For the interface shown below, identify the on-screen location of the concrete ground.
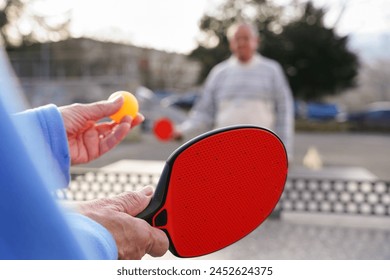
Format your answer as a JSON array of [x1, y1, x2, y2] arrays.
[[143, 214, 390, 260]]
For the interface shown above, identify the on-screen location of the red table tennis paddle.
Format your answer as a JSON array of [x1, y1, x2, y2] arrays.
[[153, 118, 174, 141], [137, 125, 288, 258]]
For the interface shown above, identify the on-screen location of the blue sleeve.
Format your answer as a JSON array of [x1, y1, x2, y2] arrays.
[[0, 99, 86, 259], [66, 214, 118, 260], [0, 43, 118, 260], [0, 99, 118, 260], [13, 104, 71, 188], [1, 45, 118, 259]]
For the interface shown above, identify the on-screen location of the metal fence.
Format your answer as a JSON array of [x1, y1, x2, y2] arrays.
[[57, 169, 390, 217]]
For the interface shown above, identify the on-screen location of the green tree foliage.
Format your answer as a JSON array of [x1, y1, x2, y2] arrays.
[[262, 2, 359, 100], [189, 0, 359, 101], [0, 0, 70, 48]]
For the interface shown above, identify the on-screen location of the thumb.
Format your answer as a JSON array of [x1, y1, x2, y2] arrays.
[[118, 186, 154, 216], [80, 96, 124, 121]]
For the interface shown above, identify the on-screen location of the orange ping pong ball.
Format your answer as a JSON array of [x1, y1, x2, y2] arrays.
[[108, 91, 139, 122]]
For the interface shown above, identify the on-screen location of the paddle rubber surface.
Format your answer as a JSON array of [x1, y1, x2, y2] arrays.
[[138, 126, 288, 257]]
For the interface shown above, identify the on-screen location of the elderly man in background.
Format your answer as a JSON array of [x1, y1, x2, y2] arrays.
[[175, 22, 294, 160]]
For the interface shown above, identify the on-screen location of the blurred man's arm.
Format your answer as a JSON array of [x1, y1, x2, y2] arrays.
[[273, 63, 295, 161]]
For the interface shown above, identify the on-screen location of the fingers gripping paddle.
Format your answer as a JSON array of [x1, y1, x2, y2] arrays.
[[137, 125, 288, 258]]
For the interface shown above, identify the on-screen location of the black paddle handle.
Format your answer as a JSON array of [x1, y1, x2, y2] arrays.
[[136, 163, 171, 224]]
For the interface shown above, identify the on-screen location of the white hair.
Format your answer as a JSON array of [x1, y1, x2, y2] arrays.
[[226, 22, 259, 41]]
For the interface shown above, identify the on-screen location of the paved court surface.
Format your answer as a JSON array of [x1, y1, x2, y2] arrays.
[[142, 214, 390, 260]]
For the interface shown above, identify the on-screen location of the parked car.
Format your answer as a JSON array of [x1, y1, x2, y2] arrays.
[[161, 91, 200, 111], [134, 86, 187, 132], [306, 102, 342, 121], [294, 100, 344, 121], [348, 102, 390, 131]]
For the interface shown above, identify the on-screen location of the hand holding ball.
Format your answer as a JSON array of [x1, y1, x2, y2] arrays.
[[108, 91, 139, 122]]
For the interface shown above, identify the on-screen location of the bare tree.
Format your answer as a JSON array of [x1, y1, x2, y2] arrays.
[[0, 0, 70, 47]]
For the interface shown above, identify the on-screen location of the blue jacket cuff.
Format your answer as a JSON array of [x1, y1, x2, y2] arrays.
[[14, 104, 71, 188], [66, 213, 118, 260]]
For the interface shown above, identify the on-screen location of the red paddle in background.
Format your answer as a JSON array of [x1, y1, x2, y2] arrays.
[[153, 117, 174, 141], [137, 125, 288, 258]]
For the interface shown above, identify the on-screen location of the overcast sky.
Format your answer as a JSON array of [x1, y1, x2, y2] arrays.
[[32, 0, 390, 54]]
